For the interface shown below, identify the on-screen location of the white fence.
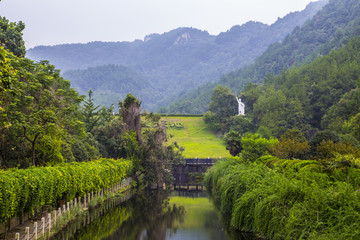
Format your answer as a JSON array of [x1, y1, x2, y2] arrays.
[[12, 178, 132, 240]]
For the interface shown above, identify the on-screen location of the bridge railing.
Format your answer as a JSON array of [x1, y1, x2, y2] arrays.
[[185, 158, 217, 165]]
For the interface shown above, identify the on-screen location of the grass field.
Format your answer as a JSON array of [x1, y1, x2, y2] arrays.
[[162, 116, 231, 158]]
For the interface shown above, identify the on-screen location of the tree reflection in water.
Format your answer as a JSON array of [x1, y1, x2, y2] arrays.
[[52, 190, 258, 240]]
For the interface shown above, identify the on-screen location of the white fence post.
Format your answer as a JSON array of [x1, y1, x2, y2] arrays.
[[42, 217, 45, 235], [34, 222, 38, 240], [25, 227, 29, 240], [54, 210, 57, 225], [48, 213, 51, 232]]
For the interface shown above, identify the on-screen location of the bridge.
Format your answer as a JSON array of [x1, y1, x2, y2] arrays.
[[172, 158, 218, 191]]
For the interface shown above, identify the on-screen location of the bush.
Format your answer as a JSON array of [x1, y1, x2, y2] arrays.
[[241, 134, 278, 162], [0, 158, 132, 224]]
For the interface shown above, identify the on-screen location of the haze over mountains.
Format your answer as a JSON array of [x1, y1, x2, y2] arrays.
[[167, 0, 360, 113], [26, 0, 327, 110]]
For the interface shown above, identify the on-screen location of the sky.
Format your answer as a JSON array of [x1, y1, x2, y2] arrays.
[[0, 0, 316, 49]]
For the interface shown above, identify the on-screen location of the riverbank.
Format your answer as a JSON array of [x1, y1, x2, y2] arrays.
[[204, 157, 360, 240], [1, 178, 133, 240]]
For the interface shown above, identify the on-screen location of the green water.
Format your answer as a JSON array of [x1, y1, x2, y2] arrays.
[[53, 191, 257, 240]]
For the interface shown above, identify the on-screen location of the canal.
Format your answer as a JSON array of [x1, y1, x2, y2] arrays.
[[52, 190, 258, 240]]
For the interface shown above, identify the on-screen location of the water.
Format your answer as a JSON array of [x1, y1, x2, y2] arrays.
[[52, 190, 258, 240]]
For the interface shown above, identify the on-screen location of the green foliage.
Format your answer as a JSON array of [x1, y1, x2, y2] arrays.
[[82, 89, 101, 132], [0, 158, 132, 224], [348, 113, 360, 141], [270, 139, 310, 160], [166, 121, 184, 129], [0, 17, 26, 57], [224, 131, 242, 156], [240, 134, 278, 162], [208, 85, 237, 118], [203, 85, 237, 133], [0, 49, 90, 167], [310, 130, 341, 151], [205, 157, 360, 239]]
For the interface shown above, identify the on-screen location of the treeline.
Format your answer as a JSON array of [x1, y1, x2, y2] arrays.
[[167, 0, 360, 114], [27, 1, 325, 111], [239, 35, 360, 139], [204, 36, 360, 159], [0, 17, 182, 176], [202, 31, 360, 240]]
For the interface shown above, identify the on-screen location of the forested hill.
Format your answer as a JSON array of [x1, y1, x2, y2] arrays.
[[26, 1, 326, 110], [167, 0, 360, 114], [62, 65, 157, 107]]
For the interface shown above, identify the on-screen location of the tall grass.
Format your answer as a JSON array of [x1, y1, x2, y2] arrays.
[[204, 158, 360, 239]]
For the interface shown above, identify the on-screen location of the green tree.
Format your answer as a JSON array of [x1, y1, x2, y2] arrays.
[[241, 134, 278, 162], [0, 17, 26, 57], [208, 85, 237, 118], [224, 130, 243, 156], [83, 89, 101, 132]]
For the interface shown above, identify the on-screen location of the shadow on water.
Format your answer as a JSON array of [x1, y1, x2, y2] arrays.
[[52, 190, 260, 240]]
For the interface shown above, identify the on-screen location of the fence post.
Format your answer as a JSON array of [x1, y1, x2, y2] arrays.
[[42, 217, 45, 235], [34, 222, 38, 240], [54, 210, 57, 226], [67, 202, 70, 211], [75, 198, 78, 207], [63, 204, 66, 213], [48, 213, 51, 232], [88, 193, 91, 203], [25, 227, 29, 240], [15, 233, 19, 240]]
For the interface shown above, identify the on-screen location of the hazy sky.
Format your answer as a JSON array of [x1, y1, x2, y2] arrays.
[[1, 0, 315, 49]]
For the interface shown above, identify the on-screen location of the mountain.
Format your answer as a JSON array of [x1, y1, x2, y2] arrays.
[[62, 65, 155, 106], [167, 0, 360, 114], [26, 1, 327, 110]]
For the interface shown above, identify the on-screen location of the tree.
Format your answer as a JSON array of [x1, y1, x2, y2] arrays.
[[208, 85, 237, 118], [119, 93, 142, 144], [241, 134, 278, 162], [224, 131, 243, 156], [1, 55, 87, 166], [0, 17, 26, 57], [204, 85, 237, 133], [83, 89, 101, 132]]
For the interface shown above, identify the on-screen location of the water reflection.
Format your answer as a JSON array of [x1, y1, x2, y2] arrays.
[[52, 190, 258, 240]]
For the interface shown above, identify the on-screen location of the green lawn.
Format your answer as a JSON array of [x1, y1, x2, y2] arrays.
[[162, 116, 231, 158]]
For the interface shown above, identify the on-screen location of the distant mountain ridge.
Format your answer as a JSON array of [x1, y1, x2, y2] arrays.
[[26, 0, 327, 110], [166, 0, 360, 114]]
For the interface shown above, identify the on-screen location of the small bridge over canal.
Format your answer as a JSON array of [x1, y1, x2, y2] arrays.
[[173, 158, 218, 191]]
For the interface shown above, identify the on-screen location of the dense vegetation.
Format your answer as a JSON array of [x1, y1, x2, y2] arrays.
[[26, 1, 325, 110], [0, 158, 132, 224], [168, 0, 360, 114], [203, 36, 360, 155], [62, 65, 158, 107], [200, 3, 360, 237], [204, 156, 360, 239], [0, 16, 183, 231]]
